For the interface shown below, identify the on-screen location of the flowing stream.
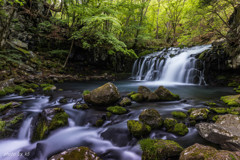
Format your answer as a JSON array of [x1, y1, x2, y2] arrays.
[[0, 45, 236, 160]]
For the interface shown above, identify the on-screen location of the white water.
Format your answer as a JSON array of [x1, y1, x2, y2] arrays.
[[132, 45, 211, 85]]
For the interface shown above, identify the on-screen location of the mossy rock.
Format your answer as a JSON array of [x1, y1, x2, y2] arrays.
[[20, 88, 35, 95], [127, 120, 151, 138], [41, 84, 56, 91], [82, 90, 90, 96], [59, 98, 67, 104], [0, 102, 13, 112], [220, 95, 240, 107], [189, 108, 209, 120], [119, 97, 131, 106], [31, 114, 49, 142], [171, 111, 187, 119], [107, 106, 127, 115], [164, 118, 177, 130], [106, 112, 112, 118], [130, 93, 144, 102], [21, 83, 39, 89], [169, 123, 189, 136], [206, 102, 217, 106], [227, 107, 240, 115], [73, 103, 89, 110], [127, 91, 136, 97], [139, 109, 163, 129], [95, 119, 104, 127], [154, 86, 180, 101], [187, 108, 197, 114], [49, 111, 69, 131], [228, 81, 239, 87], [139, 138, 183, 160], [212, 115, 219, 122], [0, 120, 6, 132], [49, 146, 100, 160], [210, 107, 228, 114]]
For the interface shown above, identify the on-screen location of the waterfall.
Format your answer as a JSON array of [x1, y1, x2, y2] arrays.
[[18, 117, 33, 140], [131, 45, 211, 85]]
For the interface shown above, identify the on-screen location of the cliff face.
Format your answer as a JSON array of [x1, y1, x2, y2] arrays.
[[227, 4, 240, 69]]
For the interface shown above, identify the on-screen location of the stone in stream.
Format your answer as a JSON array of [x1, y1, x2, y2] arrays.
[[119, 97, 131, 106], [189, 108, 209, 120], [139, 138, 183, 160], [154, 86, 180, 101], [179, 143, 239, 160], [196, 114, 240, 151], [31, 108, 68, 142], [138, 86, 159, 102], [49, 146, 100, 160], [83, 82, 120, 106], [127, 120, 151, 138], [139, 109, 163, 129], [220, 95, 240, 107]]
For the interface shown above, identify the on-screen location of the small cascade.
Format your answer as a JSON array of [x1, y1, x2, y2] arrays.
[[18, 117, 33, 140], [132, 45, 211, 85]]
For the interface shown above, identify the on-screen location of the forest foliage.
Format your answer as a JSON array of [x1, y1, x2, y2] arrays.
[[0, 0, 238, 58]]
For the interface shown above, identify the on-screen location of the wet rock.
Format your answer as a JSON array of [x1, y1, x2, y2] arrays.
[[189, 108, 209, 120], [31, 108, 68, 142], [59, 98, 67, 104], [154, 86, 180, 101], [106, 106, 127, 115], [138, 86, 152, 99], [73, 103, 89, 110], [119, 97, 131, 106], [40, 84, 56, 91], [169, 123, 189, 136], [139, 138, 183, 160], [196, 114, 240, 151], [127, 91, 136, 97], [0, 78, 14, 90], [220, 95, 240, 107], [210, 107, 228, 114], [179, 143, 239, 160], [127, 120, 151, 138], [171, 111, 187, 119], [164, 118, 177, 130], [139, 109, 163, 129], [49, 146, 100, 160], [95, 118, 104, 127], [130, 93, 144, 102], [84, 82, 120, 106]]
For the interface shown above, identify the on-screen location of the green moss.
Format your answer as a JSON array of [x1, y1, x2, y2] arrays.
[[189, 108, 209, 120], [7, 113, 24, 126], [21, 83, 39, 89], [49, 111, 68, 131], [187, 108, 197, 114], [107, 106, 127, 114], [212, 115, 219, 122], [0, 120, 6, 132], [206, 102, 217, 106], [59, 98, 67, 104], [58, 89, 63, 91], [73, 104, 89, 110], [43, 85, 56, 91], [171, 111, 187, 119], [0, 90, 6, 96], [171, 93, 180, 100], [106, 112, 112, 118], [127, 91, 136, 97], [127, 120, 151, 138], [61, 147, 98, 160], [20, 88, 35, 95], [130, 93, 144, 102], [0, 102, 13, 112], [32, 117, 48, 142], [82, 90, 90, 96], [95, 119, 104, 127], [210, 107, 228, 114], [228, 81, 239, 87], [227, 107, 240, 115], [164, 118, 177, 130], [221, 95, 240, 107], [170, 123, 189, 136]]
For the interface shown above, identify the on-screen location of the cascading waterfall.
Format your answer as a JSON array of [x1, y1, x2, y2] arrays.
[[132, 45, 211, 85]]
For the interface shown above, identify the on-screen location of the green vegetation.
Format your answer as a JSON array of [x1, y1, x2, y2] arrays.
[[41, 84, 56, 91], [73, 103, 89, 110], [0, 102, 13, 112], [171, 111, 187, 119], [82, 90, 90, 96], [127, 120, 151, 138], [220, 95, 240, 107], [130, 93, 144, 102], [210, 107, 228, 114], [49, 111, 69, 131], [95, 119, 104, 127], [164, 118, 177, 130], [107, 106, 127, 115], [127, 91, 136, 97], [0, 120, 6, 132], [170, 123, 189, 136]]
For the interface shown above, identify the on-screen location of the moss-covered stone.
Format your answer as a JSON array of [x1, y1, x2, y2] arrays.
[[107, 106, 127, 115], [119, 97, 131, 106], [59, 98, 67, 104], [227, 107, 240, 115], [187, 108, 197, 114], [106, 112, 112, 118], [49, 111, 69, 131], [220, 95, 240, 107], [21, 83, 39, 89], [139, 109, 163, 129], [171, 111, 187, 119], [228, 81, 239, 87], [189, 108, 209, 120], [49, 146, 100, 160], [95, 119, 104, 127], [139, 138, 183, 160], [0, 102, 13, 112], [127, 91, 136, 97], [7, 113, 24, 126], [82, 90, 90, 96], [212, 115, 219, 122], [154, 86, 180, 101], [206, 102, 217, 106], [130, 93, 144, 102], [20, 88, 35, 95], [170, 123, 189, 136], [164, 118, 177, 130], [31, 114, 48, 142], [210, 107, 228, 114], [127, 120, 151, 138], [41, 84, 56, 91], [73, 103, 89, 110], [0, 120, 6, 132]]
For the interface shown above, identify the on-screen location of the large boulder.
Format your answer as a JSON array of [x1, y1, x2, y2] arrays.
[[49, 146, 100, 160], [154, 86, 180, 101], [179, 143, 239, 160], [139, 109, 163, 129], [196, 114, 240, 151], [138, 86, 152, 99], [84, 82, 120, 106], [127, 120, 151, 138], [139, 138, 183, 160]]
